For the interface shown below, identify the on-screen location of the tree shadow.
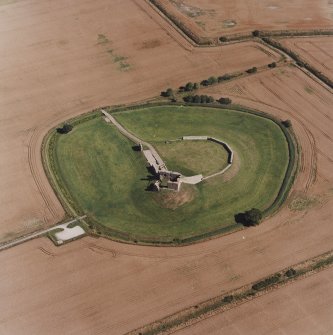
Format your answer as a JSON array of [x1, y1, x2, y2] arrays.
[[132, 145, 141, 152]]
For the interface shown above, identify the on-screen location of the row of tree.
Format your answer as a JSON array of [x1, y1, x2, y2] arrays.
[[183, 95, 215, 103], [183, 95, 233, 104]]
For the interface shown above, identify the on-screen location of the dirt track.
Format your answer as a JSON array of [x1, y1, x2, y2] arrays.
[[1, 0, 333, 334]]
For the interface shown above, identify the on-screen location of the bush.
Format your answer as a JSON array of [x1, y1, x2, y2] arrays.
[[223, 295, 234, 303], [282, 119, 292, 128], [268, 62, 277, 68], [252, 30, 260, 37], [252, 274, 281, 291], [219, 36, 228, 42], [201, 76, 218, 86], [57, 123, 73, 134], [218, 97, 232, 105], [218, 74, 232, 82], [193, 82, 199, 90], [285, 268, 297, 277], [246, 67, 257, 74]]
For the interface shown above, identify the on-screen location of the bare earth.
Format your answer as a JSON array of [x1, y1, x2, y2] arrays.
[[0, 0, 279, 243], [282, 36, 333, 80], [160, 0, 333, 37], [175, 267, 333, 335], [1, 0, 333, 335]]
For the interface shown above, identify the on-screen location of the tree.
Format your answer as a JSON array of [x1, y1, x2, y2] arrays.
[[207, 96, 215, 103], [246, 67, 257, 74], [207, 76, 218, 85], [183, 95, 193, 103], [201, 79, 209, 86], [200, 95, 207, 103], [218, 74, 231, 82], [218, 97, 232, 105], [219, 36, 228, 43], [235, 208, 262, 226], [268, 62, 277, 69], [193, 95, 201, 103], [185, 82, 194, 91], [166, 88, 174, 97], [244, 208, 262, 226], [193, 82, 199, 90], [57, 123, 73, 134]]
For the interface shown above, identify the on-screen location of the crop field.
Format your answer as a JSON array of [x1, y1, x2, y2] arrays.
[[50, 106, 289, 242], [1, 0, 333, 334], [175, 266, 333, 335], [282, 36, 333, 80], [153, 0, 333, 37]]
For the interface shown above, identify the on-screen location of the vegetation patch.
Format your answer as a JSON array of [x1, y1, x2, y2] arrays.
[[155, 140, 229, 176], [289, 193, 320, 211]]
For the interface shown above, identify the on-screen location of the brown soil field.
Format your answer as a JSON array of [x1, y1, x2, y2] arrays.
[[0, 0, 279, 243], [282, 36, 333, 80], [158, 0, 333, 37], [1, 1, 333, 334], [1, 63, 333, 334], [175, 267, 333, 335]]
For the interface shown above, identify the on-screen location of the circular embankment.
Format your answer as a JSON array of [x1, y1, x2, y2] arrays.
[[43, 104, 297, 245]]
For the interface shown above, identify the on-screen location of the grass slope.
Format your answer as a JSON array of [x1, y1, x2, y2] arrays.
[[52, 106, 289, 242]]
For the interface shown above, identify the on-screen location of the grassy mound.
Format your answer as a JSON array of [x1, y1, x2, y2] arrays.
[[49, 105, 290, 243]]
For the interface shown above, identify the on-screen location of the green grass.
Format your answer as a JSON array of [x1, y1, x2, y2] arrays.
[[50, 106, 290, 242], [155, 140, 229, 176]]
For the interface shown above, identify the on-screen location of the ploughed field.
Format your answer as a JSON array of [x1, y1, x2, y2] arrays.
[[51, 106, 289, 242], [282, 37, 333, 81]]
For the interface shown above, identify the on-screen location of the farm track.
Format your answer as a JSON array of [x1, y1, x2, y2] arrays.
[[257, 78, 318, 191], [27, 127, 59, 220]]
